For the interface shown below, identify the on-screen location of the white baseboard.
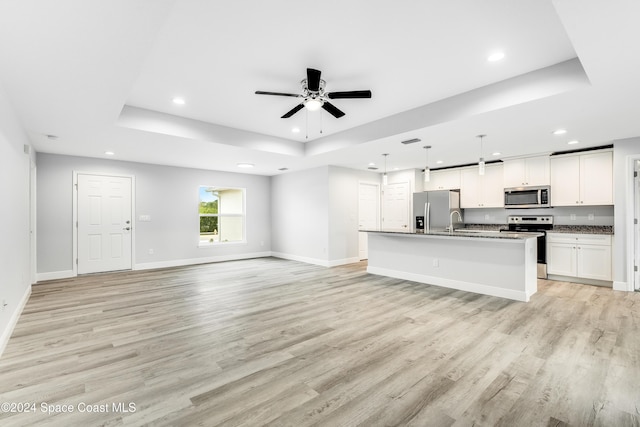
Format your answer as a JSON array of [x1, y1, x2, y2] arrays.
[[613, 280, 632, 291], [270, 252, 360, 268], [0, 284, 32, 358], [135, 251, 272, 271], [36, 269, 75, 282], [270, 252, 330, 267], [328, 257, 361, 267], [547, 274, 613, 288], [367, 266, 530, 302]]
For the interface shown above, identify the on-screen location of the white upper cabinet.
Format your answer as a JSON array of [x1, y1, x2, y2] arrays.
[[550, 150, 613, 206], [503, 156, 550, 187], [460, 163, 504, 208], [424, 168, 461, 191]]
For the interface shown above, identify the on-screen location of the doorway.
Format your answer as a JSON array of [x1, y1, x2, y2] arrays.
[[74, 173, 134, 275], [358, 181, 380, 260]]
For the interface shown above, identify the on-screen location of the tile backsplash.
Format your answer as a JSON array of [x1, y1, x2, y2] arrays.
[[462, 205, 614, 226]]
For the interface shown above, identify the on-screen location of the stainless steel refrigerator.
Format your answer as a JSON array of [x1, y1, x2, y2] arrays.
[[413, 190, 463, 233]]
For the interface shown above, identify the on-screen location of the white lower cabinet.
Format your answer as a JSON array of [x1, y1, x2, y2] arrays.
[[547, 233, 612, 281]]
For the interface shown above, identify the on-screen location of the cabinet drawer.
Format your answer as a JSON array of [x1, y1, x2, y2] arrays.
[[546, 233, 611, 246]]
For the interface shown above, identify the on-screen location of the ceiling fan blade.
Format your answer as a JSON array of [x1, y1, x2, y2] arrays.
[[327, 90, 372, 99], [307, 68, 321, 92], [255, 91, 302, 98], [281, 103, 304, 118], [321, 102, 345, 118]]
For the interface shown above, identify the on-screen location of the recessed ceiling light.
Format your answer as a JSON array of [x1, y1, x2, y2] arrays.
[[492, 152, 501, 156], [553, 129, 567, 135], [237, 163, 254, 168], [104, 151, 115, 156], [567, 140, 579, 145], [436, 160, 443, 164], [291, 127, 300, 133], [487, 52, 505, 62], [368, 162, 376, 167], [172, 97, 185, 105], [393, 167, 399, 171]]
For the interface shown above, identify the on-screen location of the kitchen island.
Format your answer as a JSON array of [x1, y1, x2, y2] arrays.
[[366, 230, 540, 302]]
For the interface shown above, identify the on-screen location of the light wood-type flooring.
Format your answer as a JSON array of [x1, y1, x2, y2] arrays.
[[1, 257, 639, 426]]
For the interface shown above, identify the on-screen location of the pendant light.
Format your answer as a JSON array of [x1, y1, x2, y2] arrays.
[[382, 153, 389, 185], [423, 145, 431, 182], [477, 134, 486, 176]]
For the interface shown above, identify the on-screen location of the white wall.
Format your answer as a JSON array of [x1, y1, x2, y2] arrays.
[[271, 166, 330, 264], [613, 137, 640, 290], [36, 153, 272, 277], [0, 81, 32, 354]]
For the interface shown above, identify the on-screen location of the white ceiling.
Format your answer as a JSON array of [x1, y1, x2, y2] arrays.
[[0, 0, 638, 176]]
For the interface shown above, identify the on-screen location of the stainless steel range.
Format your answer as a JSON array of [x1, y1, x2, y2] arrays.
[[504, 215, 554, 279]]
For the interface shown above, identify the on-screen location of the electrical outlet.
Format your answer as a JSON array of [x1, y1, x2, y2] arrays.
[[588, 214, 595, 221], [433, 259, 439, 267], [484, 214, 490, 221], [570, 214, 576, 221], [148, 249, 154, 255]]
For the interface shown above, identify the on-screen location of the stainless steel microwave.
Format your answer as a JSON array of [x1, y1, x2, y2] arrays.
[[504, 186, 550, 208]]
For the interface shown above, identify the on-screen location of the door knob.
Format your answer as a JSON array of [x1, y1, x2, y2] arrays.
[[123, 227, 131, 231]]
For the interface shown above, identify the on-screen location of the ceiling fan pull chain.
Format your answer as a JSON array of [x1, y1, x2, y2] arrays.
[[305, 108, 309, 140], [320, 109, 323, 134]]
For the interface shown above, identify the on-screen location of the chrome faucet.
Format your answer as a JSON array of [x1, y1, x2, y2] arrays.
[[449, 210, 463, 233]]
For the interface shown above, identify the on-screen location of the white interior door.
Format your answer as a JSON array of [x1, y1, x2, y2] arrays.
[[358, 182, 380, 260], [77, 174, 132, 274], [382, 182, 410, 232]]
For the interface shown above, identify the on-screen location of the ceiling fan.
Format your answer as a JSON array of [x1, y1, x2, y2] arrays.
[[255, 68, 372, 119]]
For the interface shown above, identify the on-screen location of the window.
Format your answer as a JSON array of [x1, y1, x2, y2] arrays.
[[199, 186, 245, 245]]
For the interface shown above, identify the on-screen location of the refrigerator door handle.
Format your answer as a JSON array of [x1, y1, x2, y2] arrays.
[[425, 202, 430, 233]]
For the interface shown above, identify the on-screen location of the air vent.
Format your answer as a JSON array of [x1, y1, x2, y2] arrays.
[[367, 167, 379, 170], [278, 167, 289, 171], [401, 138, 421, 145]]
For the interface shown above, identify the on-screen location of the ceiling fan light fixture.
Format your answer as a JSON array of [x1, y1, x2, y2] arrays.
[[304, 98, 323, 111]]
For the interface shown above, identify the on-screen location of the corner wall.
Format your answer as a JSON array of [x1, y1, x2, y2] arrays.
[[0, 81, 32, 356], [271, 165, 380, 266]]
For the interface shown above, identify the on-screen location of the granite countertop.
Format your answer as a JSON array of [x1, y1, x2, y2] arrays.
[[547, 225, 614, 235], [363, 229, 541, 240], [463, 223, 614, 235]]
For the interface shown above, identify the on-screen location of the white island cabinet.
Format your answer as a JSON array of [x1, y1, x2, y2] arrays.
[[550, 150, 613, 206], [366, 230, 538, 302]]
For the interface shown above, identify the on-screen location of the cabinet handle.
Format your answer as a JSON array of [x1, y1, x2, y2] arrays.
[[580, 201, 584, 204]]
